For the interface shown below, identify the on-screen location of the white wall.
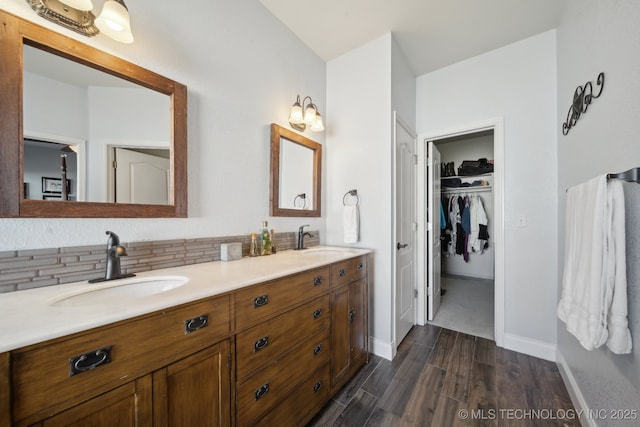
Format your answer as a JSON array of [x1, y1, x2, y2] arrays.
[[0, 0, 326, 249], [556, 0, 640, 422], [325, 34, 393, 357], [416, 31, 558, 357], [325, 33, 416, 360]]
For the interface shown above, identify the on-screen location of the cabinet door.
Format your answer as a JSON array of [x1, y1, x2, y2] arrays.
[[41, 376, 152, 427], [330, 284, 351, 388], [350, 277, 368, 367], [331, 278, 369, 391], [154, 340, 231, 427]]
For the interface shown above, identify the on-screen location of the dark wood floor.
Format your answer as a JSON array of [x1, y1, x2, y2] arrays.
[[308, 325, 580, 427]]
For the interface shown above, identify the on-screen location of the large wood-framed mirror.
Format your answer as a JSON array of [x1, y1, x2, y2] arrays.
[[0, 10, 187, 218], [270, 123, 321, 217]]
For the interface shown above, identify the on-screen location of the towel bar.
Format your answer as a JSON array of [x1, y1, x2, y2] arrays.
[[607, 167, 640, 183]]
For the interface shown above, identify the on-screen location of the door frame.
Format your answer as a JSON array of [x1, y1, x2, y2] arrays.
[[391, 111, 417, 357], [24, 130, 87, 201], [416, 117, 505, 347]]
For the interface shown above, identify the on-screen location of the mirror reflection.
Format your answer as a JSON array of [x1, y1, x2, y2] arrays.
[[22, 44, 171, 204], [279, 138, 314, 210]]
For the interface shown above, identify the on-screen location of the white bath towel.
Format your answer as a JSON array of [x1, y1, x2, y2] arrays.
[[343, 205, 360, 244], [558, 175, 632, 354]]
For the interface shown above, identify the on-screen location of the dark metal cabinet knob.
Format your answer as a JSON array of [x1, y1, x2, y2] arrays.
[[253, 295, 269, 308], [255, 383, 270, 400], [313, 344, 323, 356], [69, 346, 112, 377], [185, 314, 209, 334], [254, 336, 269, 352]]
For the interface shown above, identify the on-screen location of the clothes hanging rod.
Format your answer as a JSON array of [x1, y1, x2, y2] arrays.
[[442, 187, 492, 194], [607, 167, 640, 183]]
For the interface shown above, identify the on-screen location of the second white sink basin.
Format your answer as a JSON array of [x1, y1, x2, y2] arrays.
[[301, 248, 349, 256], [49, 276, 188, 307]]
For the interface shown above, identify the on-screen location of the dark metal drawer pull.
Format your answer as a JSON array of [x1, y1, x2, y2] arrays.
[[254, 336, 269, 352], [357, 262, 364, 270], [313, 276, 323, 286], [185, 314, 209, 334], [313, 344, 323, 356], [313, 308, 323, 319], [69, 346, 112, 377], [255, 383, 270, 401], [349, 309, 356, 323], [313, 380, 323, 393], [338, 268, 346, 277], [254, 295, 269, 308]]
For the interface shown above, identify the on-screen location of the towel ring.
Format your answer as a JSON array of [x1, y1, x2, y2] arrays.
[[343, 189, 359, 206], [294, 193, 307, 209]]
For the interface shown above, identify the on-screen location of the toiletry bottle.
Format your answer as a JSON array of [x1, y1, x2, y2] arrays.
[[250, 233, 258, 257], [261, 220, 272, 255], [270, 228, 276, 254]]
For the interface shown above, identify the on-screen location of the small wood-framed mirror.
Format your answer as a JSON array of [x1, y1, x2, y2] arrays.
[[270, 124, 321, 217]]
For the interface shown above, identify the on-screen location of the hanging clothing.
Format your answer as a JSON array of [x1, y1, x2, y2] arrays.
[[441, 193, 490, 261], [468, 195, 489, 254]]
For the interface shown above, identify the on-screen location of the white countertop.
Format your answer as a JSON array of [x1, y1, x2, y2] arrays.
[[0, 246, 371, 353]]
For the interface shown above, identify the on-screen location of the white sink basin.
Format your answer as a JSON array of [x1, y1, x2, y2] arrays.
[[301, 248, 348, 256], [49, 276, 188, 307]]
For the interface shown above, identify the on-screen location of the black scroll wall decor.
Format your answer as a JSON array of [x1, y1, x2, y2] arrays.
[[562, 72, 605, 135]]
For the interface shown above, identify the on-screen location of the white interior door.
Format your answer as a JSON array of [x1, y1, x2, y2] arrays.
[[394, 114, 417, 346], [114, 147, 170, 204], [427, 141, 442, 321]]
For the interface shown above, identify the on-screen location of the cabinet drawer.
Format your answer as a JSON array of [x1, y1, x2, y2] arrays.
[[236, 330, 329, 426], [11, 295, 230, 423], [255, 363, 331, 427], [331, 255, 367, 288], [236, 294, 330, 380], [235, 266, 330, 330]]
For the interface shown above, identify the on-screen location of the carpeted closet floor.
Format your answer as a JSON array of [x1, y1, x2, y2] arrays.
[[428, 275, 494, 340]]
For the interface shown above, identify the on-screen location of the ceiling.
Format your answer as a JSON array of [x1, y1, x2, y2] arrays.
[[259, 0, 564, 76]]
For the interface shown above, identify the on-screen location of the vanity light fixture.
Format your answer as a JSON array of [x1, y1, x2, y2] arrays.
[[27, 0, 134, 43], [288, 95, 324, 132]]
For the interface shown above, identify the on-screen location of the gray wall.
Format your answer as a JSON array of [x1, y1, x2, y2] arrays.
[[556, 1, 640, 423]]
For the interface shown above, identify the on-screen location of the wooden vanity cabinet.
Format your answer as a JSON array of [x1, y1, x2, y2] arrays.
[[1, 253, 370, 427]]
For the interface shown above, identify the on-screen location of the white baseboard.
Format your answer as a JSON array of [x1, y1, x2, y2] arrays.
[[503, 333, 556, 361], [369, 336, 394, 361], [556, 350, 597, 427]]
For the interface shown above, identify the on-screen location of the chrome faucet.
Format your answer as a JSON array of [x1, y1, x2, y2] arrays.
[[89, 231, 135, 283], [296, 225, 314, 250]]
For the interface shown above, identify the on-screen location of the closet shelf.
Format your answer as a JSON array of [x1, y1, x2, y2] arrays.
[[441, 172, 493, 180], [441, 172, 493, 194]]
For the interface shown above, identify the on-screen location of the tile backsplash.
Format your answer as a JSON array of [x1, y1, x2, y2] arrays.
[[0, 230, 319, 293]]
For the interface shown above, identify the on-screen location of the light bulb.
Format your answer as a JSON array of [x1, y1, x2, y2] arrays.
[[95, 0, 134, 44]]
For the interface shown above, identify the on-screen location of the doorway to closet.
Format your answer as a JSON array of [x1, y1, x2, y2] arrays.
[[417, 118, 504, 346]]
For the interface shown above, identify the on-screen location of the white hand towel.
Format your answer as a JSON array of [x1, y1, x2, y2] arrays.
[[343, 205, 359, 244], [557, 175, 632, 354]]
